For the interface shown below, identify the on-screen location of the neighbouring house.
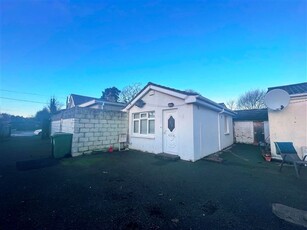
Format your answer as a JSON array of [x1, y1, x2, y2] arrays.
[[233, 108, 269, 144], [123, 82, 236, 162], [267, 82, 307, 159], [66, 94, 125, 111]]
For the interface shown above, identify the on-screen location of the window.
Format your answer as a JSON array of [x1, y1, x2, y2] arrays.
[[133, 120, 139, 133], [168, 116, 175, 132], [133, 111, 155, 135], [140, 119, 147, 134], [224, 116, 229, 134]]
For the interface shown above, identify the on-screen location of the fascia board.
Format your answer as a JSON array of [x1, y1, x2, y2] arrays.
[[194, 98, 236, 116], [290, 93, 307, 99], [78, 99, 97, 107]]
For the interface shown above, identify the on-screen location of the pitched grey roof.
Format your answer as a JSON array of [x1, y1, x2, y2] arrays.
[[126, 82, 235, 116], [70, 94, 126, 106], [125, 82, 199, 106], [268, 82, 307, 95], [234, 108, 268, 121], [70, 94, 99, 106], [147, 82, 199, 96]]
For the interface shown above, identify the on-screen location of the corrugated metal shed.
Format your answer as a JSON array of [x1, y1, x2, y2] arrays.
[[234, 108, 268, 121]]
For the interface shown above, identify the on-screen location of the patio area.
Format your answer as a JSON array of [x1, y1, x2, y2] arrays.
[[0, 136, 306, 229]]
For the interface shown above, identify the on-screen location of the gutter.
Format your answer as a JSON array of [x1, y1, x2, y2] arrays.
[[289, 93, 307, 99], [79, 99, 125, 108], [103, 101, 126, 107]]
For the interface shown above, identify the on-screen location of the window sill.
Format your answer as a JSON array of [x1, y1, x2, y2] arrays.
[[131, 134, 155, 139]]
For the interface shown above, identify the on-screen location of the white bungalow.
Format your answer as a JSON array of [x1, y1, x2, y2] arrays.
[[123, 82, 236, 162]]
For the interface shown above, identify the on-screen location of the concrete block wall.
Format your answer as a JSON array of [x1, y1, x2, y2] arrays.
[[51, 120, 61, 134], [51, 119, 75, 134], [51, 107, 128, 157]]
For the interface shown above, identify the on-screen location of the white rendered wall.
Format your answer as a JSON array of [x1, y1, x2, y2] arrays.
[[219, 114, 234, 150], [269, 96, 307, 159], [128, 90, 195, 161], [234, 121, 269, 144], [193, 105, 219, 160], [234, 121, 254, 144], [193, 106, 234, 161]]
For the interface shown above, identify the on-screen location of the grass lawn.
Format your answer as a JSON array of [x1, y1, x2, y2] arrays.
[[0, 136, 306, 230]]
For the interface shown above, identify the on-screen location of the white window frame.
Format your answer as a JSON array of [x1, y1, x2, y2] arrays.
[[132, 111, 155, 137]]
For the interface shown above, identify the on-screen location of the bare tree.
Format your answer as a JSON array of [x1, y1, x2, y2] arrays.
[[119, 83, 142, 103], [226, 99, 236, 110], [237, 89, 266, 109], [47, 97, 63, 115]]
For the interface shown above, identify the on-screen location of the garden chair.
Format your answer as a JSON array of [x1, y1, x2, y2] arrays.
[[274, 142, 307, 178]]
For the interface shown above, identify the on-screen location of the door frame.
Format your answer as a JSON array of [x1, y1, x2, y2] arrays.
[[162, 108, 178, 154], [253, 121, 265, 144]]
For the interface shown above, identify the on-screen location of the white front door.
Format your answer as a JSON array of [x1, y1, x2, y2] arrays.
[[163, 109, 178, 154]]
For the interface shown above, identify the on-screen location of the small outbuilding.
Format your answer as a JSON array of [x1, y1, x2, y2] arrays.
[[123, 82, 236, 162], [233, 109, 269, 144], [51, 93, 127, 157], [267, 82, 307, 159], [51, 107, 128, 157]]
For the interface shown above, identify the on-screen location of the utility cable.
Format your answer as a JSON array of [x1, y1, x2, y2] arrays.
[[0, 96, 46, 104], [0, 89, 67, 99]]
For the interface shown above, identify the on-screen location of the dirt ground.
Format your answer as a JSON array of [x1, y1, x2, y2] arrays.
[[0, 136, 306, 230]]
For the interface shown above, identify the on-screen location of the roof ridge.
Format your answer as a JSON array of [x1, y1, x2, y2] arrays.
[[147, 82, 199, 96], [70, 93, 99, 99], [70, 93, 126, 105]]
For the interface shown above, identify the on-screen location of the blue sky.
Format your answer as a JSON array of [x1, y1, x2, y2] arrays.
[[0, 0, 306, 117]]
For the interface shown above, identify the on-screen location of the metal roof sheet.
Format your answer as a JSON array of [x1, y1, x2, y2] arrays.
[[234, 108, 268, 121], [268, 82, 307, 95]]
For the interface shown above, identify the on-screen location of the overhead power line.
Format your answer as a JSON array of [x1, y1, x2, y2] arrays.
[[0, 96, 46, 104], [0, 89, 67, 99]]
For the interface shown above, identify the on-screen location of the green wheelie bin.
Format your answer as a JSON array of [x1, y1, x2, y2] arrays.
[[51, 133, 73, 158]]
